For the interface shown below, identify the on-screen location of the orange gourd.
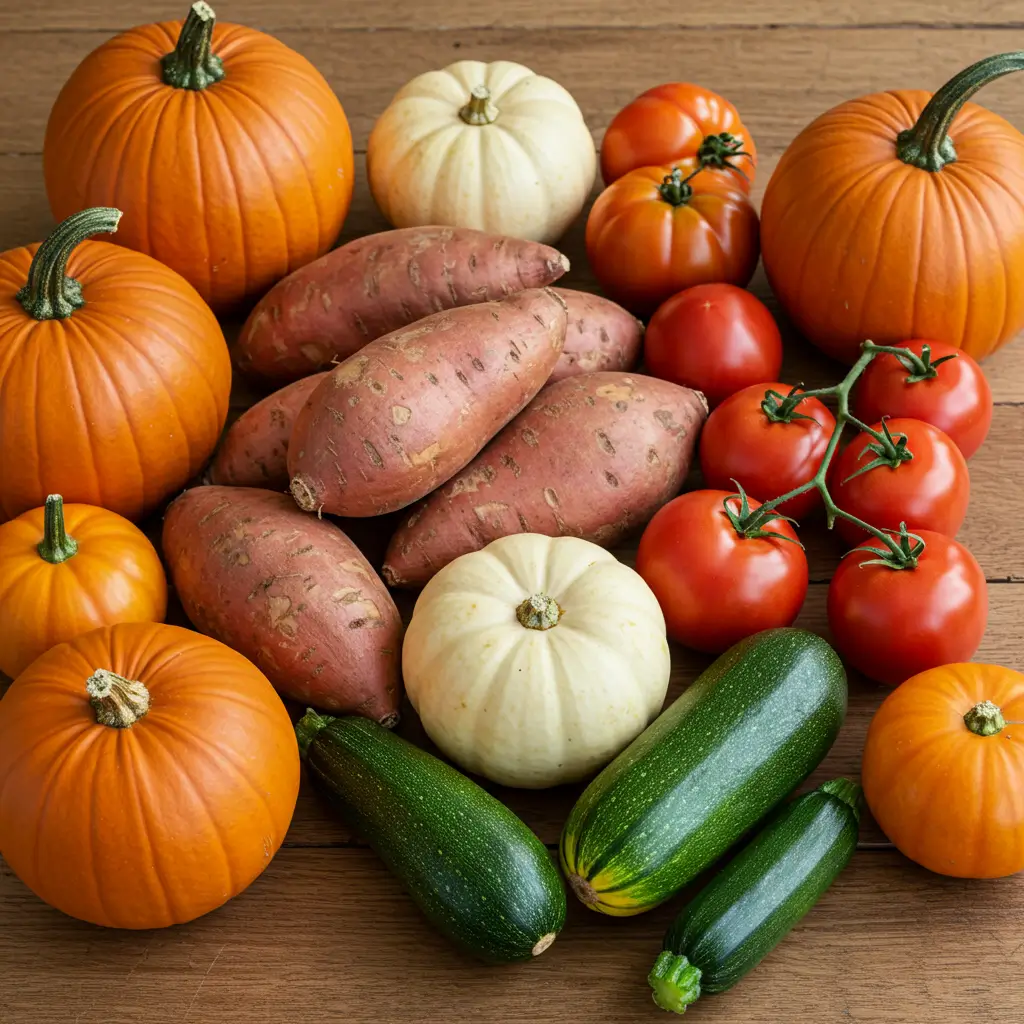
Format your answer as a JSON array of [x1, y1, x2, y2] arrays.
[[863, 663, 1024, 879], [0, 622, 300, 928], [761, 52, 1024, 364], [43, 2, 354, 311], [0, 495, 167, 679], [0, 207, 231, 523]]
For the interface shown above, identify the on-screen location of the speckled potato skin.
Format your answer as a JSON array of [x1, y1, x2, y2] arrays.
[[162, 487, 402, 723], [288, 288, 568, 518], [382, 372, 707, 588], [235, 226, 570, 385], [551, 289, 643, 383]]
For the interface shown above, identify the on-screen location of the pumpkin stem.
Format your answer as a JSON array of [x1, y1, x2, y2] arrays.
[[162, 1, 225, 91], [87, 669, 151, 729], [516, 593, 562, 630], [648, 950, 703, 1014], [37, 495, 78, 564], [896, 51, 1024, 171], [964, 700, 1006, 736], [459, 85, 499, 126], [17, 208, 122, 321], [657, 167, 700, 207], [296, 708, 337, 758]]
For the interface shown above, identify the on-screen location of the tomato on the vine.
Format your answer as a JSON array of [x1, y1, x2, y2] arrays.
[[852, 341, 993, 459], [700, 382, 836, 519], [635, 488, 808, 654], [829, 417, 969, 545], [827, 530, 987, 686]]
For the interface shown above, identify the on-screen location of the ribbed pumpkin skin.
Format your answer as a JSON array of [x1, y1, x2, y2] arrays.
[[761, 91, 1024, 364], [0, 240, 231, 523], [43, 18, 354, 311], [0, 623, 300, 929]]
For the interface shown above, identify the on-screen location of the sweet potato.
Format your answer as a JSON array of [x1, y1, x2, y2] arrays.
[[288, 288, 568, 518], [551, 289, 643, 383], [382, 372, 708, 587], [236, 226, 570, 384], [162, 486, 402, 724]]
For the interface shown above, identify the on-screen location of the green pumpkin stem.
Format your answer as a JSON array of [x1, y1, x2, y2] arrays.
[[162, 1, 225, 91], [459, 85, 499, 126], [897, 51, 1024, 171], [37, 495, 78, 564], [964, 700, 1006, 736], [87, 670, 151, 729], [17, 208, 122, 321]]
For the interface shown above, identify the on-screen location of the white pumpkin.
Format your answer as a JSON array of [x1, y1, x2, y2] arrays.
[[367, 60, 597, 244], [402, 534, 671, 789]]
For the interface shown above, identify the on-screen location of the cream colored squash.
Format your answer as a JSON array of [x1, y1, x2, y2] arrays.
[[402, 533, 671, 789], [367, 60, 597, 244]]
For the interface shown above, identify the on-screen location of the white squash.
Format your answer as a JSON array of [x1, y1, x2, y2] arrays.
[[367, 60, 597, 244], [402, 533, 671, 789]]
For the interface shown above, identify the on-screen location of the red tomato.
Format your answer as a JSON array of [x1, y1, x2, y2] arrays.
[[699, 382, 836, 520], [644, 285, 782, 406], [829, 418, 969, 546], [827, 531, 987, 686], [600, 83, 757, 188], [635, 489, 808, 654], [586, 166, 759, 318], [852, 340, 993, 459]]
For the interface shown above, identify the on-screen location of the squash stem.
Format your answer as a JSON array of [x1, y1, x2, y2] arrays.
[[964, 700, 1005, 736], [516, 594, 562, 630], [819, 778, 864, 821], [162, 1, 225, 91], [649, 951, 702, 1014], [296, 708, 337, 757], [17, 208, 122, 321], [37, 494, 78, 564], [459, 85, 499, 126], [87, 669, 151, 729], [896, 51, 1024, 171]]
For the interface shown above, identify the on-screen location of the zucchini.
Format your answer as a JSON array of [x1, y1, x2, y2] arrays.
[[649, 778, 862, 1014], [296, 711, 566, 963], [559, 628, 846, 916]]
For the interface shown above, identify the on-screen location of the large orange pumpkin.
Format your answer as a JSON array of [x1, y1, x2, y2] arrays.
[[0, 207, 231, 523], [0, 622, 300, 928], [761, 52, 1024, 363], [863, 663, 1024, 879], [43, 2, 354, 311]]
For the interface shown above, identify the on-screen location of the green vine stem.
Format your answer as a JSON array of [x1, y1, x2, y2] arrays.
[[17, 208, 122, 320], [897, 52, 1024, 172], [459, 84, 499, 126], [695, 132, 752, 180], [162, 1, 225, 91], [658, 167, 701, 206], [37, 495, 78, 564]]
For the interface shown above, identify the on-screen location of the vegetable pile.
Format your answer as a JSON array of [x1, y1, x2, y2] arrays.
[[2, 7, 1023, 1011]]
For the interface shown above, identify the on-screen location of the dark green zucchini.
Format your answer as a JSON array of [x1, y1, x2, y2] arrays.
[[559, 628, 847, 915], [649, 778, 862, 1013], [296, 711, 566, 963]]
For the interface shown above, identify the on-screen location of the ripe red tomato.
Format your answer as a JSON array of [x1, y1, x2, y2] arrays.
[[644, 285, 782, 406], [700, 382, 836, 520], [586, 166, 759, 318], [600, 83, 757, 188], [852, 340, 993, 459], [829, 417, 969, 546], [827, 531, 987, 686], [635, 489, 808, 654]]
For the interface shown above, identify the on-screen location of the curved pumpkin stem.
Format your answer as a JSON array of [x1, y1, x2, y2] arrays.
[[87, 669, 151, 729], [18, 208, 122, 321], [897, 51, 1024, 171], [162, 2, 225, 91], [37, 495, 78, 564]]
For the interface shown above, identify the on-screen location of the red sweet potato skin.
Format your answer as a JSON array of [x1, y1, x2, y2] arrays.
[[382, 372, 708, 587], [288, 288, 568, 518], [551, 289, 643, 383], [235, 226, 570, 384], [208, 373, 330, 490], [162, 487, 403, 723]]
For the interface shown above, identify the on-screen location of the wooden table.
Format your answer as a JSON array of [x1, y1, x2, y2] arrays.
[[3, 2, 1024, 1021]]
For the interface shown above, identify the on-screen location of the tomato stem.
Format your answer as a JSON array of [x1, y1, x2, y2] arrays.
[[695, 132, 752, 180], [658, 167, 702, 206], [37, 494, 78, 564], [867, 342, 958, 384], [162, 1, 225, 91]]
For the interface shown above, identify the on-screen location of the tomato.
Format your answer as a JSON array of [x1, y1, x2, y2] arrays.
[[829, 417, 969, 546], [644, 285, 782, 406], [586, 166, 759, 318], [699, 382, 836, 519], [827, 531, 987, 686], [600, 83, 757, 188], [635, 489, 808, 654], [852, 340, 993, 459]]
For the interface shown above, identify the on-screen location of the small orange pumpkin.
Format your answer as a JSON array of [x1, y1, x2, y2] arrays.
[[0, 622, 300, 928], [43, 2, 354, 311], [863, 663, 1024, 879], [0, 495, 167, 679]]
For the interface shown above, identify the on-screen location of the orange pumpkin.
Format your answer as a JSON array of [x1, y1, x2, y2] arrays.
[[0, 495, 167, 679], [762, 52, 1024, 364], [863, 663, 1024, 879], [43, 2, 354, 311], [0, 622, 300, 928], [0, 207, 231, 523]]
